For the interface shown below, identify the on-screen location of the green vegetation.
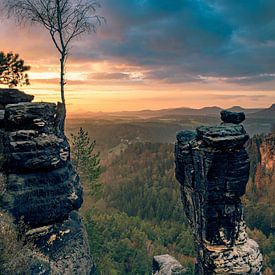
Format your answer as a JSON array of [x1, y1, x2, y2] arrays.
[[0, 211, 29, 274], [85, 211, 194, 274], [81, 142, 195, 274], [71, 127, 102, 195], [68, 122, 274, 274], [66, 117, 220, 154], [103, 143, 184, 223], [1, 121, 273, 274]]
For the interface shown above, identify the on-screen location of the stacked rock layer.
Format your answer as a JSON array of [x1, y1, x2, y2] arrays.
[[175, 111, 263, 274], [0, 89, 93, 274]]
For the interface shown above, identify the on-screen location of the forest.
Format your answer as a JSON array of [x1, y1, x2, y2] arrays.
[[1, 116, 273, 274], [70, 126, 275, 274], [0, 115, 274, 274]]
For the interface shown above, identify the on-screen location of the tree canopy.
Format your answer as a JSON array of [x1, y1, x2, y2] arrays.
[[0, 52, 30, 88]]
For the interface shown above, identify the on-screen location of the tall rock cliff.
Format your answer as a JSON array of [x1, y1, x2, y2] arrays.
[[0, 89, 93, 274], [175, 111, 263, 274], [245, 133, 275, 236], [251, 133, 275, 192]]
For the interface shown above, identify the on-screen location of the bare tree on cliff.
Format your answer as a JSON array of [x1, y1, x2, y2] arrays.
[[5, 0, 103, 130]]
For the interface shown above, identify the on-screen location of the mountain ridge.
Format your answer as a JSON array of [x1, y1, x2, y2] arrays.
[[70, 105, 270, 119], [251, 104, 275, 118]]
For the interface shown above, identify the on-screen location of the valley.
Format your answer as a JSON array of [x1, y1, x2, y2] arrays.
[[66, 105, 275, 274]]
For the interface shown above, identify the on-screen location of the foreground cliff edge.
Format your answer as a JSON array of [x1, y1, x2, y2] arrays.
[[175, 110, 263, 274], [0, 89, 93, 274]]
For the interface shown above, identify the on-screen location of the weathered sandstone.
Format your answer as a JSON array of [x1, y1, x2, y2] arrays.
[[175, 112, 262, 274]]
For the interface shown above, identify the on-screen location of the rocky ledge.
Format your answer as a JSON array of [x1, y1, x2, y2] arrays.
[[175, 111, 262, 274], [0, 89, 93, 274], [0, 88, 34, 107]]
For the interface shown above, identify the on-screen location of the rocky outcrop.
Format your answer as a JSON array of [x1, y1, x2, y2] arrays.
[[0, 88, 34, 107], [175, 111, 263, 274], [0, 89, 93, 274], [152, 255, 186, 275]]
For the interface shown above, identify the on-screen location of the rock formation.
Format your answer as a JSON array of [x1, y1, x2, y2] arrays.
[[152, 254, 186, 275], [0, 88, 34, 107], [0, 89, 93, 274], [175, 111, 263, 274]]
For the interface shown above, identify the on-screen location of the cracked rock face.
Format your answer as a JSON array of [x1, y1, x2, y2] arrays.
[[0, 90, 93, 274], [175, 112, 263, 274]]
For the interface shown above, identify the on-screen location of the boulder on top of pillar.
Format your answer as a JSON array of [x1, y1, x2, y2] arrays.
[[221, 110, 245, 124]]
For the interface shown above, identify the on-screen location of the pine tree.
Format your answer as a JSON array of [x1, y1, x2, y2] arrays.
[[71, 128, 102, 194], [0, 52, 30, 87]]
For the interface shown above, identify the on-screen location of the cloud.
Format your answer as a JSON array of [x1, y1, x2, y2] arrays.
[[226, 74, 275, 85], [211, 94, 269, 100], [2, 0, 275, 90], [88, 72, 130, 80], [81, 0, 275, 84]]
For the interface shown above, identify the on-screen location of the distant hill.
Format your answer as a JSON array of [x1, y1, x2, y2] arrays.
[[110, 104, 275, 120], [74, 105, 268, 120], [111, 106, 223, 118], [66, 104, 275, 150], [250, 104, 275, 118], [227, 106, 262, 114]]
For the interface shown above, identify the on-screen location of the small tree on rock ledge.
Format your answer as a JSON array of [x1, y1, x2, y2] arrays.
[[5, 0, 104, 130], [71, 127, 102, 195]]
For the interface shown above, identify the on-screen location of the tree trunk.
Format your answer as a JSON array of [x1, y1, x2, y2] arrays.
[[60, 55, 66, 132], [56, 102, 66, 136]]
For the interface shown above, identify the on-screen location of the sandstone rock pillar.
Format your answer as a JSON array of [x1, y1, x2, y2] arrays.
[[175, 111, 262, 274]]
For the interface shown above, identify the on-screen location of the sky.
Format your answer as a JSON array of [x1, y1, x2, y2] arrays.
[[1, 0, 275, 114]]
